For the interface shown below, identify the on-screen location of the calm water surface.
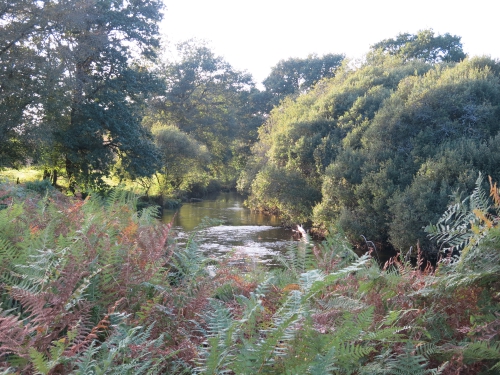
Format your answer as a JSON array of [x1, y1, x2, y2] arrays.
[[162, 191, 298, 264]]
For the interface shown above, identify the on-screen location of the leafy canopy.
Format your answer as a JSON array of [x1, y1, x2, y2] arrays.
[[1, 0, 164, 191], [369, 29, 466, 63], [241, 30, 500, 255]]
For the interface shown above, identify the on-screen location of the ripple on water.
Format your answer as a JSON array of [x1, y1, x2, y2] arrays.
[[204, 225, 276, 234], [172, 224, 294, 263]]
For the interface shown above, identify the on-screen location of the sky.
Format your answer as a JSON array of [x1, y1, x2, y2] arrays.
[[160, 0, 499, 85]]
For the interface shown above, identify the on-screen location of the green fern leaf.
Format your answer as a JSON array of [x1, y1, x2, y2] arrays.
[[29, 348, 50, 375], [307, 347, 339, 375]]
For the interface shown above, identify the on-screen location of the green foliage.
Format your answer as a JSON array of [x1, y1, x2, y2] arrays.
[[248, 165, 321, 224], [2, 181, 500, 373], [370, 29, 466, 63], [0, 184, 174, 372], [263, 53, 345, 110], [1, 0, 164, 189], [359, 343, 447, 375], [243, 38, 500, 253], [24, 179, 54, 194], [425, 174, 500, 293], [145, 40, 263, 190], [193, 232, 436, 374], [426, 174, 495, 254], [73, 322, 167, 375], [0, 0, 52, 168], [152, 124, 211, 193], [274, 237, 315, 280]]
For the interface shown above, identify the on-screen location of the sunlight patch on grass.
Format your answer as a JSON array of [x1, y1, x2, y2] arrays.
[[0, 168, 43, 184]]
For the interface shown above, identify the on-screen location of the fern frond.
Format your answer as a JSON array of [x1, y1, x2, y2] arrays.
[[0, 202, 24, 238], [13, 246, 69, 293], [490, 175, 500, 207], [308, 253, 372, 297], [29, 347, 50, 375], [201, 299, 234, 339], [299, 269, 325, 293], [72, 321, 166, 375], [0, 312, 33, 358], [385, 343, 442, 375], [356, 305, 375, 331], [427, 173, 496, 255], [363, 326, 410, 343], [307, 346, 339, 375], [0, 237, 16, 268], [254, 307, 301, 364], [274, 238, 316, 281], [335, 342, 375, 372], [318, 295, 366, 312], [415, 342, 442, 358], [462, 340, 500, 363], [169, 232, 210, 284]]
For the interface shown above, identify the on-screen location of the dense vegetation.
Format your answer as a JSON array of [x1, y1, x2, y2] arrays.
[[3, 1, 500, 373], [1, 176, 500, 374], [6, 1, 497, 258], [0, 0, 345, 201], [240, 46, 500, 254]]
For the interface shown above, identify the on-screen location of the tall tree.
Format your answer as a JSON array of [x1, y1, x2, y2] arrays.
[[0, 0, 53, 166], [152, 124, 210, 192], [262, 53, 344, 110], [1, 0, 164, 191], [147, 40, 263, 186], [58, 0, 164, 191], [242, 35, 500, 254], [369, 29, 466, 63]]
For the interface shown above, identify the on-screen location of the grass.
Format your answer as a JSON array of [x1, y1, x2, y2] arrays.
[[0, 168, 169, 210], [0, 167, 144, 192], [0, 167, 44, 184]]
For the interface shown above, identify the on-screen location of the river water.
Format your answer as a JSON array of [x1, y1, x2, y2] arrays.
[[161, 191, 299, 265]]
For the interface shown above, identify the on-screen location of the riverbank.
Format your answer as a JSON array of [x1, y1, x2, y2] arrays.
[[2, 180, 499, 373]]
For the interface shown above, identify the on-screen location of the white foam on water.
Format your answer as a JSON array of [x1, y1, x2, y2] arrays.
[[184, 225, 292, 263], [204, 225, 276, 234]]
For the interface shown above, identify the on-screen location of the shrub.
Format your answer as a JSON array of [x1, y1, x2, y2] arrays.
[[24, 178, 54, 194]]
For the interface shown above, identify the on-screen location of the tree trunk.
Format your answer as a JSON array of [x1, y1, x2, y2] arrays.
[[51, 169, 58, 187], [65, 156, 76, 195]]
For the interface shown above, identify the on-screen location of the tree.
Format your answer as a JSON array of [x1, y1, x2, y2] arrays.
[[248, 165, 321, 224], [243, 36, 500, 254], [262, 53, 344, 110], [0, 0, 55, 167], [152, 124, 210, 192], [146, 40, 263, 187], [370, 29, 466, 63], [58, 0, 164, 191], [324, 57, 500, 251], [241, 56, 430, 226], [1, 0, 164, 191]]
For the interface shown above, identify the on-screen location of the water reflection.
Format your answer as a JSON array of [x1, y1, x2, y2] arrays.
[[162, 192, 297, 263]]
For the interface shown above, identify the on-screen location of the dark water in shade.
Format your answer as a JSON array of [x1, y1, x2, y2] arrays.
[[161, 191, 299, 264]]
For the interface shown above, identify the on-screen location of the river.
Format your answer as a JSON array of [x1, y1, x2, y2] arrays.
[[161, 191, 300, 265], [161, 191, 393, 266]]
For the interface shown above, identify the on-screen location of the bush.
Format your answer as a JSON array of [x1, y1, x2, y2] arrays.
[[24, 178, 54, 194]]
